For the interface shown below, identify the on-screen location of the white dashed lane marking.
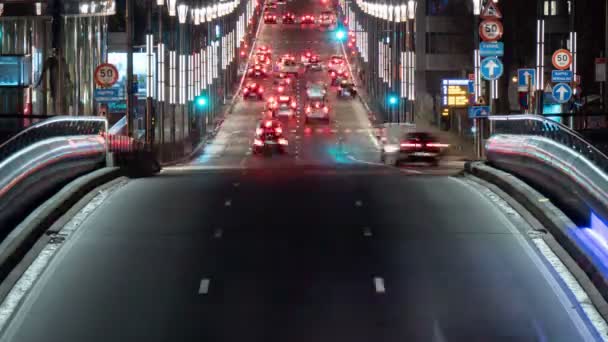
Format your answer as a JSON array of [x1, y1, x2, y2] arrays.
[[374, 277, 386, 294], [199, 278, 210, 294]]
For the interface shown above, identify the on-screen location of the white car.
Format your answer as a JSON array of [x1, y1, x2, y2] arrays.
[[277, 59, 299, 76], [306, 81, 327, 101], [305, 100, 330, 122]]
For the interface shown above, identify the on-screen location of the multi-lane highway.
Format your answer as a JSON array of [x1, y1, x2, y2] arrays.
[[0, 0, 605, 341]]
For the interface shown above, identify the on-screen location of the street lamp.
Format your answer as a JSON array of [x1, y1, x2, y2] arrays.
[[177, 3, 189, 23], [168, 0, 177, 16], [407, 0, 416, 20], [472, 0, 482, 16], [156, 0, 165, 5]]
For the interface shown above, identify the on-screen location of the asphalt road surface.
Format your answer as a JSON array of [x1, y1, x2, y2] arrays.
[[0, 0, 603, 341]]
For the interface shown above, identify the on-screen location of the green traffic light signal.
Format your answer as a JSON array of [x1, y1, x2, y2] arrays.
[[388, 95, 398, 106], [196, 96, 208, 108]]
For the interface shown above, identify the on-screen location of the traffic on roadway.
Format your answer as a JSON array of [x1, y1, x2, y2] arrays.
[[0, 0, 606, 341]]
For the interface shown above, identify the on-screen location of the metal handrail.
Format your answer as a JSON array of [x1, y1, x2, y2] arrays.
[[0, 116, 108, 164], [489, 114, 608, 171]]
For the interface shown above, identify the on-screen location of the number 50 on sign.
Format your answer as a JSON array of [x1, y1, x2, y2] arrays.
[[479, 19, 503, 42], [94, 63, 119, 87]]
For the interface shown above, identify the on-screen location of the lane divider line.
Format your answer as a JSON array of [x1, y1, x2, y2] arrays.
[[199, 278, 210, 294], [374, 277, 386, 294]]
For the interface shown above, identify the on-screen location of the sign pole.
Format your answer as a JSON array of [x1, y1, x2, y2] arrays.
[[126, 0, 134, 138]]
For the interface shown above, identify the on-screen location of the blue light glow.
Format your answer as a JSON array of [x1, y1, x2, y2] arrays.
[[215, 25, 220, 37]]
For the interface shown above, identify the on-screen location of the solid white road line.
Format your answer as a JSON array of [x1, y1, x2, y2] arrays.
[[374, 277, 386, 294], [199, 278, 210, 294]]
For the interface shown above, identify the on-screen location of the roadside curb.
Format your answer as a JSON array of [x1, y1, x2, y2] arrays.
[[0, 167, 122, 302], [466, 161, 608, 321]]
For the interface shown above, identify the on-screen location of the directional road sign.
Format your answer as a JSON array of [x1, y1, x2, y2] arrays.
[[480, 42, 504, 57], [479, 19, 503, 42], [94, 88, 121, 102], [551, 70, 573, 83], [468, 106, 490, 119], [552, 49, 573, 70], [552, 83, 572, 103], [517, 68, 536, 90], [480, 57, 503, 81]]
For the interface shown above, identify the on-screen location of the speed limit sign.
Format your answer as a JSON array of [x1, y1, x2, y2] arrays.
[[552, 49, 572, 70], [479, 19, 503, 42], [94, 63, 119, 87]]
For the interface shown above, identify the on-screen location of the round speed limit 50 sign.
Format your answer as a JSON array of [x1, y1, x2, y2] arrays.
[[94, 63, 119, 87], [479, 19, 503, 42], [552, 49, 572, 70]]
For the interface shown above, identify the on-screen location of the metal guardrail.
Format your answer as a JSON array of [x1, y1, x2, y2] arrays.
[[0, 116, 108, 164]]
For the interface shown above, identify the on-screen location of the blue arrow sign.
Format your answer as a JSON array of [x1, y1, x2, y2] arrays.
[[517, 68, 536, 90], [468, 106, 490, 119], [480, 57, 503, 81], [480, 42, 504, 57], [551, 70, 573, 83], [94, 88, 121, 102], [552, 83, 572, 104]]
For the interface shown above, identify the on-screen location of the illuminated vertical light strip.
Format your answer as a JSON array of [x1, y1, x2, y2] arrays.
[[536, 19, 545, 90], [188, 54, 194, 101], [146, 34, 154, 98], [202, 47, 208, 89], [571, 31, 577, 74], [158, 43, 165, 102], [474, 49, 479, 102], [179, 54, 186, 104], [170, 50, 176, 104], [213, 41, 219, 78], [400, 51, 406, 98], [387, 44, 392, 87], [207, 45, 213, 84], [221, 35, 227, 69], [378, 41, 383, 81], [409, 51, 415, 100], [194, 52, 199, 95]]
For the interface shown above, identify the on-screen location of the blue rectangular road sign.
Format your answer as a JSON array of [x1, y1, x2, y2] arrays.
[[552, 70, 573, 83], [517, 69, 536, 90], [94, 88, 121, 102], [468, 106, 490, 119], [479, 42, 504, 57]]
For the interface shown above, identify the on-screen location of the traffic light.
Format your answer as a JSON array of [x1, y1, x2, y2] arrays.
[[388, 95, 398, 106], [195, 95, 208, 108], [335, 29, 346, 41]]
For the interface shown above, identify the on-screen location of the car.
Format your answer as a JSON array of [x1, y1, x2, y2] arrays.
[[274, 78, 294, 94], [329, 68, 349, 85], [327, 55, 346, 72], [276, 57, 299, 77], [255, 52, 271, 65], [257, 45, 272, 58], [247, 64, 268, 78], [337, 80, 357, 98], [381, 131, 448, 166], [253, 119, 288, 154], [243, 82, 264, 100], [301, 50, 314, 64], [307, 55, 322, 71], [319, 10, 334, 26], [277, 0, 287, 4], [269, 95, 297, 117], [304, 100, 330, 123], [264, 12, 278, 23], [300, 14, 315, 24], [282, 12, 296, 24], [305, 81, 327, 101]]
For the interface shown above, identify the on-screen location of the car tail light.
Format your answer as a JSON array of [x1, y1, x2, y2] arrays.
[[258, 88, 264, 93], [256, 128, 263, 135], [265, 121, 273, 128], [427, 143, 449, 148], [275, 127, 283, 134], [278, 138, 288, 145], [330, 71, 336, 77], [291, 101, 297, 108], [401, 142, 422, 148], [244, 88, 249, 93], [278, 86, 284, 92], [343, 72, 348, 77], [323, 106, 329, 113], [254, 138, 264, 146], [306, 107, 311, 113]]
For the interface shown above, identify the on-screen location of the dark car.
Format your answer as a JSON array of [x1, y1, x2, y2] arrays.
[[382, 132, 447, 166], [243, 82, 264, 100], [253, 120, 288, 154], [300, 14, 315, 24], [264, 12, 278, 23], [282, 12, 296, 24]]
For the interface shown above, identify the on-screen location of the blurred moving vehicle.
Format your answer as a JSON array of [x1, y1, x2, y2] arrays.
[[329, 68, 349, 86], [327, 55, 346, 72], [319, 10, 335, 26], [247, 64, 269, 78], [264, 12, 278, 23], [276, 55, 300, 77], [253, 119, 288, 155], [380, 130, 448, 166], [304, 100, 330, 123], [255, 52, 271, 65], [301, 14, 315, 24], [282, 12, 296, 23], [305, 81, 327, 101], [269, 95, 297, 117], [257, 45, 272, 56], [337, 80, 357, 98], [274, 77, 294, 94], [243, 82, 264, 100], [307, 55, 322, 71], [266, 1, 278, 9], [301, 50, 314, 64]]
